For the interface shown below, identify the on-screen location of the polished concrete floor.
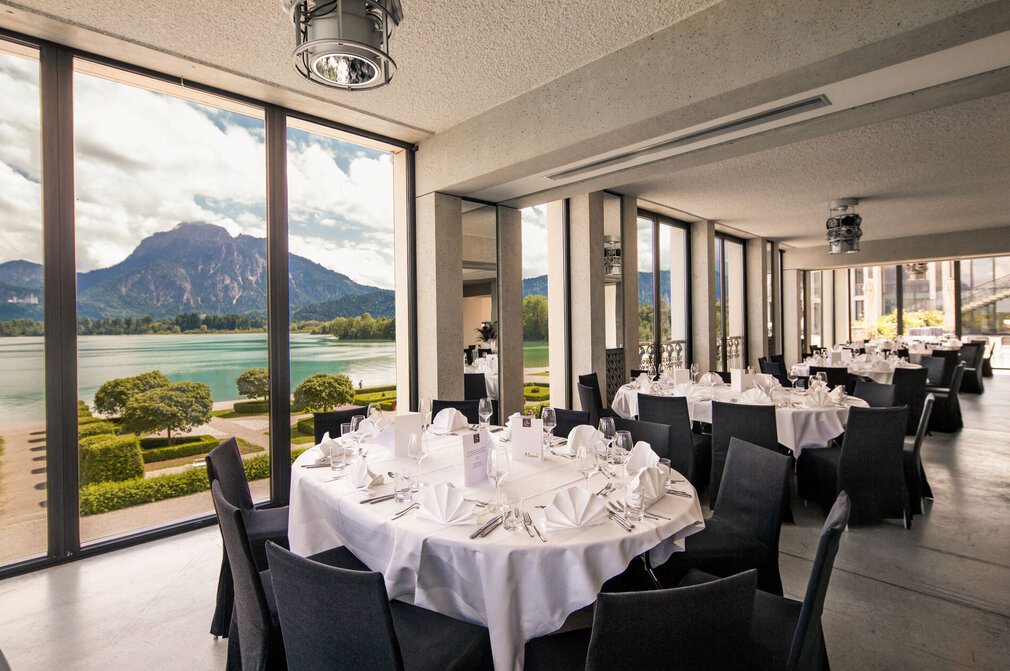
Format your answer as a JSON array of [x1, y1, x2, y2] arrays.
[[0, 374, 1008, 670]]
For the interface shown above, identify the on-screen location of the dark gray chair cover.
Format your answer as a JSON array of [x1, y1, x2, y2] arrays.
[[431, 398, 498, 426], [927, 350, 959, 388], [265, 543, 493, 671], [808, 366, 848, 389], [636, 393, 711, 491], [928, 362, 965, 433], [577, 372, 618, 426], [526, 570, 758, 671], [550, 407, 590, 437], [710, 401, 780, 509], [905, 394, 936, 515], [760, 357, 786, 376], [770, 353, 786, 367], [655, 438, 791, 595], [464, 373, 488, 400], [958, 341, 985, 394], [577, 383, 600, 427], [852, 380, 896, 408], [313, 406, 368, 444], [892, 366, 928, 435], [921, 355, 946, 386], [797, 406, 908, 527], [206, 437, 289, 638]]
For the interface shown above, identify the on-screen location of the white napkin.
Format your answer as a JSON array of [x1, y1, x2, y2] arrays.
[[674, 382, 694, 397], [624, 441, 660, 475], [629, 466, 665, 506], [416, 483, 477, 525], [635, 373, 652, 390], [828, 386, 845, 403], [896, 359, 917, 368], [345, 459, 382, 490], [870, 360, 892, 372], [567, 425, 605, 456], [431, 408, 469, 433], [807, 379, 828, 391], [699, 372, 722, 386], [739, 388, 773, 405], [753, 374, 781, 395], [543, 486, 610, 530], [804, 388, 833, 408], [358, 413, 392, 436], [316, 432, 354, 460]]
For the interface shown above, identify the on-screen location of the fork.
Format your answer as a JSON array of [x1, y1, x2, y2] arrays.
[[391, 502, 419, 520], [594, 482, 614, 496]]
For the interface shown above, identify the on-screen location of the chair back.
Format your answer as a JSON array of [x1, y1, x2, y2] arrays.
[[959, 341, 984, 369], [770, 353, 786, 366], [551, 407, 590, 437], [715, 438, 791, 553], [789, 492, 851, 671], [210, 481, 274, 670], [911, 394, 935, 463], [891, 367, 928, 435], [635, 394, 699, 483], [431, 399, 497, 426], [852, 380, 896, 407], [930, 350, 960, 387], [578, 372, 606, 412], [838, 406, 908, 525], [614, 417, 675, 462], [312, 406, 368, 445], [759, 358, 786, 376], [585, 569, 757, 671], [710, 402, 779, 507], [477, 347, 492, 358], [464, 373, 488, 401], [265, 542, 404, 671], [894, 348, 910, 359], [630, 368, 658, 381], [808, 366, 848, 389], [946, 362, 965, 399], [921, 356, 945, 386], [206, 437, 254, 512], [577, 382, 601, 427]]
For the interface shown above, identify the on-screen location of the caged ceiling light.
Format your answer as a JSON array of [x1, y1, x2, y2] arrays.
[[906, 262, 929, 280], [283, 0, 403, 91], [825, 198, 862, 254]]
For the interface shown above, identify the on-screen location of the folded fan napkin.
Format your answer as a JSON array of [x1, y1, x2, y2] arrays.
[[345, 459, 383, 490], [896, 359, 917, 368], [432, 408, 469, 433], [739, 388, 773, 405], [416, 483, 476, 525], [624, 441, 660, 476], [543, 486, 610, 530], [699, 372, 723, 386], [828, 386, 845, 403], [804, 388, 833, 408], [636, 373, 652, 389], [629, 466, 665, 507], [567, 425, 605, 456], [316, 432, 354, 459], [807, 379, 828, 391], [673, 382, 694, 397]]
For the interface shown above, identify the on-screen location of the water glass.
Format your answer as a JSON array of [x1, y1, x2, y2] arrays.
[[658, 457, 673, 491], [393, 471, 412, 503], [625, 475, 645, 522], [690, 363, 700, 383], [331, 423, 351, 470], [502, 492, 523, 532]]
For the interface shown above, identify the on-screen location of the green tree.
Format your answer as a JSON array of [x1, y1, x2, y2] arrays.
[[293, 373, 355, 412], [522, 294, 549, 340], [235, 368, 270, 400], [121, 381, 213, 446], [93, 370, 171, 417]]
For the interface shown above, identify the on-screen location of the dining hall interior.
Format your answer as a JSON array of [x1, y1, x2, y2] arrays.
[[0, 1, 1009, 670]]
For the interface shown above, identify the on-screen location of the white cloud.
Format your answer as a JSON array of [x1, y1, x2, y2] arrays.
[[0, 52, 43, 265]]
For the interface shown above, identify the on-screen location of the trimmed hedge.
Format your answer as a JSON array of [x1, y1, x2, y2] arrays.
[[523, 385, 550, 402], [140, 435, 221, 464], [79, 421, 117, 437], [295, 417, 314, 436], [80, 448, 308, 516], [78, 415, 109, 426], [78, 400, 92, 417], [358, 384, 396, 394], [233, 400, 269, 414], [80, 435, 144, 486]]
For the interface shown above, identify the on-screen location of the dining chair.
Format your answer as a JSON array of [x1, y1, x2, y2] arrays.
[[655, 438, 791, 595], [797, 405, 909, 527], [464, 372, 488, 401], [312, 406, 368, 444], [891, 367, 928, 435], [710, 401, 781, 510], [635, 393, 711, 491], [920, 355, 945, 387], [265, 542, 493, 671], [680, 492, 851, 671], [206, 437, 290, 638], [759, 357, 787, 376], [895, 347, 910, 359], [928, 362, 965, 433], [525, 569, 758, 671], [927, 350, 959, 388], [577, 372, 619, 424], [770, 353, 786, 367], [629, 368, 659, 381], [852, 380, 896, 407], [431, 398, 498, 426], [957, 341, 985, 394], [981, 339, 995, 377], [905, 394, 936, 516], [551, 407, 590, 437], [808, 366, 847, 389]]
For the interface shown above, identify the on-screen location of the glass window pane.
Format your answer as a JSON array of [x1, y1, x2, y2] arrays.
[[603, 193, 622, 350], [0, 42, 46, 564], [73, 61, 268, 542], [725, 239, 745, 369], [521, 205, 548, 382], [659, 224, 688, 369], [637, 217, 654, 369]]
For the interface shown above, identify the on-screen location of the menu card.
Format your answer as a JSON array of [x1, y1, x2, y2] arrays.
[[829, 350, 843, 365], [392, 412, 422, 458], [673, 368, 691, 385], [511, 416, 544, 463], [731, 369, 753, 392], [462, 430, 489, 486]]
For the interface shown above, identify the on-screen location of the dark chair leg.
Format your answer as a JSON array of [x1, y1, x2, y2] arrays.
[[640, 554, 662, 590], [210, 553, 234, 638]]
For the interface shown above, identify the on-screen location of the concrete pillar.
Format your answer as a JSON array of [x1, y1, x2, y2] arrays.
[[782, 269, 802, 366], [691, 221, 717, 372], [497, 205, 524, 417], [769, 242, 781, 356], [416, 192, 463, 402], [822, 270, 835, 347], [620, 195, 639, 378], [745, 237, 768, 368], [833, 269, 850, 344], [547, 201, 568, 409], [569, 192, 607, 408]]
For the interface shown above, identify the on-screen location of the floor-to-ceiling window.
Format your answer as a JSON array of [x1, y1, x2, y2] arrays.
[[809, 270, 823, 349], [961, 255, 1010, 367], [715, 234, 746, 371], [637, 211, 690, 371], [520, 205, 548, 410]]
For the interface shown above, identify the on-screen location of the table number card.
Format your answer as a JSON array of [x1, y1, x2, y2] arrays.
[[511, 416, 544, 463], [462, 430, 489, 486], [392, 412, 422, 458]]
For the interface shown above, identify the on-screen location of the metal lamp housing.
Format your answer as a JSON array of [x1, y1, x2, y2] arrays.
[[825, 198, 863, 254], [285, 0, 402, 90]]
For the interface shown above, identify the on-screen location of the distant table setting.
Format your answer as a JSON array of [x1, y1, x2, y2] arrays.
[[465, 353, 499, 399], [790, 351, 922, 384], [288, 408, 704, 671], [612, 371, 869, 455]]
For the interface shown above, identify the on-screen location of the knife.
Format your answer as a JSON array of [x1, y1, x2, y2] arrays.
[[469, 515, 502, 539], [360, 493, 396, 504], [479, 518, 503, 537]]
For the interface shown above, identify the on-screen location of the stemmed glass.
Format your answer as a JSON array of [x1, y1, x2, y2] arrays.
[[599, 417, 616, 464], [478, 397, 493, 430], [349, 414, 365, 457], [407, 430, 427, 492], [815, 371, 828, 387], [647, 363, 657, 380], [486, 445, 510, 514], [612, 430, 633, 466], [690, 363, 700, 383], [575, 442, 596, 491], [417, 396, 431, 432], [541, 407, 556, 448]]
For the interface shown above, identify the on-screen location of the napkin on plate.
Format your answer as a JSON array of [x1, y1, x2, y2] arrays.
[[543, 486, 609, 530], [629, 466, 665, 506], [316, 432, 354, 460], [739, 388, 773, 405], [804, 388, 833, 408], [357, 413, 392, 437], [416, 483, 477, 525], [345, 459, 383, 490], [699, 372, 723, 386], [431, 407, 469, 433], [567, 425, 605, 456], [624, 441, 660, 475]]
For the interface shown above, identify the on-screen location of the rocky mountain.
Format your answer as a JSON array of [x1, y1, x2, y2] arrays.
[[291, 290, 394, 321], [522, 270, 672, 306], [0, 259, 43, 289]]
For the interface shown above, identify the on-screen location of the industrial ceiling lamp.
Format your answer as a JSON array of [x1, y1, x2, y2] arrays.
[[825, 198, 862, 254], [906, 262, 929, 280], [283, 0, 403, 90]]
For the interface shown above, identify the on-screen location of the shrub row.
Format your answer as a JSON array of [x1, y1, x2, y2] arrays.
[[358, 384, 396, 394], [233, 400, 269, 414], [78, 400, 92, 418], [523, 385, 550, 401], [295, 416, 314, 436], [80, 435, 144, 486], [80, 448, 308, 516], [78, 415, 108, 427], [523, 402, 550, 419], [140, 435, 221, 464], [79, 421, 117, 437]]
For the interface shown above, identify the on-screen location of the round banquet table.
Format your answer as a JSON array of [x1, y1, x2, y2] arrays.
[[289, 431, 704, 671], [611, 383, 869, 455], [789, 361, 922, 385]]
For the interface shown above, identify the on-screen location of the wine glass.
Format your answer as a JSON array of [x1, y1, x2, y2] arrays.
[[486, 445, 510, 513], [417, 396, 431, 431], [690, 363, 700, 383], [541, 407, 556, 448], [598, 417, 616, 461], [815, 371, 828, 387], [350, 414, 365, 458], [575, 443, 596, 491], [478, 397, 493, 429], [612, 429, 633, 466], [647, 363, 657, 380], [407, 430, 427, 492]]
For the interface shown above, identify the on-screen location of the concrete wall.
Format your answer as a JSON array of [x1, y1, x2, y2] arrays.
[[782, 269, 802, 366], [691, 221, 717, 371], [496, 205, 524, 417], [745, 238, 768, 367], [621, 195, 639, 376], [569, 192, 607, 407], [547, 201, 568, 409]]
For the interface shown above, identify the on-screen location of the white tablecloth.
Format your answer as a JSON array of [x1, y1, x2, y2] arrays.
[[612, 383, 868, 455], [289, 433, 704, 671], [790, 362, 922, 385]]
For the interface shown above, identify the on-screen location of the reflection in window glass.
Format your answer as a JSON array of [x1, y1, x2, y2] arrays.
[[809, 271, 822, 348], [961, 255, 1010, 368]]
